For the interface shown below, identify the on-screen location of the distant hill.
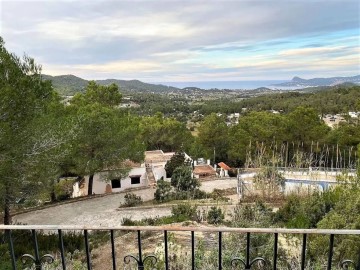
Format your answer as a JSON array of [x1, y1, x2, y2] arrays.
[[273, 75, 360, 87], [43, 74, 180, 95], [42, 74, 88, 95], [96, 79, 180, 93]]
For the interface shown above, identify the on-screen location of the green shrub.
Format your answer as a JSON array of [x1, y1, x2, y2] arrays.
[[171, 203, 197, 221], [122, 217, 140, 226], [207, 206, 224, 225], [122, 193, 143, 207], [154, 179, 173, 203], [54, 178, 75, 201]]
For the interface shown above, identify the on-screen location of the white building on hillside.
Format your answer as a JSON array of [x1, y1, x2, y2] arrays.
[[72, 161, 147, 197], [72, 150, 193, 197]]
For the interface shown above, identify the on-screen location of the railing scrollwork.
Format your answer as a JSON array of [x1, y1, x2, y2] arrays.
[[21, 253, 55, 270], [340, 259, 356, 270], [231, 257, 266, 270], [124, 254, 158, 270]]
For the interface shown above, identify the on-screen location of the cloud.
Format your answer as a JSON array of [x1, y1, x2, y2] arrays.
[[1, 0, 359, 81], [279, 46, 350, 57]]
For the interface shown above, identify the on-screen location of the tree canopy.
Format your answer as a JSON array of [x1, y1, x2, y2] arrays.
[[0, 37, 64, 223]]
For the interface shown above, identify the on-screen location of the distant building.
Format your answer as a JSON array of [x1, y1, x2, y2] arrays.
[[193, 160, 217, 179], [322, 114, 346, 128], [349, 112, 359, 118], [218, 162, 231, 177]]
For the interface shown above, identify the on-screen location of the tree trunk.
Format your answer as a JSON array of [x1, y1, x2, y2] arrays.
[[88, 174, 94, 196], [4, 183, 11, 225]]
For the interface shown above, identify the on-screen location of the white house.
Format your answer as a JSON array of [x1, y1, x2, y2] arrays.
[[72, 150, 193, 197], [72, 162, 147, 197]]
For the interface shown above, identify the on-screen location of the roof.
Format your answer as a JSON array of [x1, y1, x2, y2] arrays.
[[193, 164, 216, 176], [145, 150, 175, 163], [218, 162, 231, 171], [123, 160, 142, 168]]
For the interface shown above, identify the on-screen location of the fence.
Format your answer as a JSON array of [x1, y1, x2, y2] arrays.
[[1, 225, 360, 270]]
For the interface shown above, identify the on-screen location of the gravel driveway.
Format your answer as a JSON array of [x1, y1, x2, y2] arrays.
[[14, 188, 157, 226], [14, 178, 238, 226]]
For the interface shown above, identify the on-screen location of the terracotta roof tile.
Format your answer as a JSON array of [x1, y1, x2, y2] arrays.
[[218, 162, 231, 170], [193, 165, 216, 176]]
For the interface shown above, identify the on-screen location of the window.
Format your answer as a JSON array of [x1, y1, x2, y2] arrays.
[[130, 176, 141, 185], [111, 179, 121, 189]]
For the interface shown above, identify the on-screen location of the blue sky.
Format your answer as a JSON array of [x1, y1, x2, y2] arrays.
[[1, 0, 359, 82]]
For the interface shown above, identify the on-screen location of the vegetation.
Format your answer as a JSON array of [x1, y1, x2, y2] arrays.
[[154, 179, 173, 203], [54, 178, 76, 201], [139, 113, 193, 152], [253, 167, 286, 198], [154, 169, 206, 203], [0, 37, 65, 224], [0, 229, 85, 269], [122, 193, 143, 207], [206, 206, 224, 224], [165, 151, 189, 178]]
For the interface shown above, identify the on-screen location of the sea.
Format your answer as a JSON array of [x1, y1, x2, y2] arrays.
[[157, 80, 291, 90]]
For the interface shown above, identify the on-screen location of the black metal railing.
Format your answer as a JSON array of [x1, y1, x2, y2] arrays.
[[1, 225, 360, 270]]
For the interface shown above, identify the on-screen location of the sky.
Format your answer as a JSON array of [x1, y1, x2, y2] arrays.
[[0, 0, 359, 82]]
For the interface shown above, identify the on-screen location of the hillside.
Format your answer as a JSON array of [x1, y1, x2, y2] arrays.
[[43, 74, 180, 95], [42, 74, 88, 95], [273, 75, 360, 87]]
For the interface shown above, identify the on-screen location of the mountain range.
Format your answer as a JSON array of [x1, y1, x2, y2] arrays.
[[272, 75, 360, 87], [43, 74, 360, 95]]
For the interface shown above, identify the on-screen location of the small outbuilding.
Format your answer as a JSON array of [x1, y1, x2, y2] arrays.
[[218, 162, 231, 177]]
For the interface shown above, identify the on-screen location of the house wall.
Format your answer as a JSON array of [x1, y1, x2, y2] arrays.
[[152, 166, 167, 181], [73, 167, 147, 197]]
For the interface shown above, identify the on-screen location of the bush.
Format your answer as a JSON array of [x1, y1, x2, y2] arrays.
[[171, 189, 207, 201], [207, 206, 224, 225], [210, 189, 229, 202], [122, 217, 139, 226], [122, 193, 143, 207], [154, 179, 173, 203], [171, 166, 200, 192], [171, 203, 197, 221], [54, 178, 75, 201]]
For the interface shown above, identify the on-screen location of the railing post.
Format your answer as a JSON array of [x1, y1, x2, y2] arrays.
[[164, 230, 169, 270], [32, 230, 41, 270], [327, 234, 334, 270], [6, 230, 17, 270], [301, 234, 307, 270], [273, 233, 278, 270], [218, 231, 222, 270], [246, 232, 250, 269], [137, 230, 144, 270], [110, 230, 116, 270], [191, 231, 195, 270], [58, 229, 66, 270], [84, 230, 92, 270]]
